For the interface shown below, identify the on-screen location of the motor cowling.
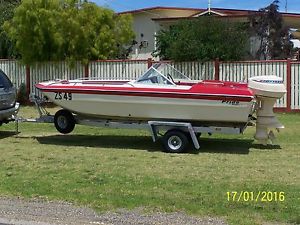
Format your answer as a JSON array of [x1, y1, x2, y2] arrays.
[[248, 76, 286, 144]]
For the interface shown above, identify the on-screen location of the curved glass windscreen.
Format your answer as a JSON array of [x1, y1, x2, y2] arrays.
[[136, 67, 174, 85], [155, 63, 191, 81], [135, 63, 190, 85]]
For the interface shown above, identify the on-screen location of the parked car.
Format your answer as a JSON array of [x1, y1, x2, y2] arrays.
[[0, 69, 19, 126]]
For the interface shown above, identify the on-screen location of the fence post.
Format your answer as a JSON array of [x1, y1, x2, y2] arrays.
[[25, 65, 30, 100], [286, 59, 292, 112], [214, 58, 220, 80], [147, 58, 153, 68], [84, 63, 89, 78]]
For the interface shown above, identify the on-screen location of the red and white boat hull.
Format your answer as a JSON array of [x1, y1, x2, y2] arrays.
[[42, 90, 254, 124], [36, 63, 256, 126]]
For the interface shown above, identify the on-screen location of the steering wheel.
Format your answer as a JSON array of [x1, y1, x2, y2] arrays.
[[167, 73, 175, 84], [150, 76, 158, 83]]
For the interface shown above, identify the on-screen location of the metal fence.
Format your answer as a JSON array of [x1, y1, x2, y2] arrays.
[[0, 59, 299, 112], [219, 60, 287, 82], [170, 61, 215, 80], [89, 60, 215, 81], [30, 61, 85, 97], [89, 60, 148, 80], [291, 62, 300, 110]]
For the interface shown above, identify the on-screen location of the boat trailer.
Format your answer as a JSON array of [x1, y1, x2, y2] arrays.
[[16, 95, 245, 153]]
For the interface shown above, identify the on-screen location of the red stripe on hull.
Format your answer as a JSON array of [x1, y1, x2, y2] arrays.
[[37, 87, 253, 102]]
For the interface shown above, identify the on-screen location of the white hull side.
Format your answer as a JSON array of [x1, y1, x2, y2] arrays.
[[44, 92, 254, 123]]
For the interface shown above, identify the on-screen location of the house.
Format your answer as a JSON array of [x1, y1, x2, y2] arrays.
[[119, 6, 300, 59]]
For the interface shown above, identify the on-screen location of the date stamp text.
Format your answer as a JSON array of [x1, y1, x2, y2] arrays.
[[226, 191, 285, 202]]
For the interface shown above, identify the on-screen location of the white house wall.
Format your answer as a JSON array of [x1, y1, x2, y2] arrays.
[[129, 9, 199, 60], [131, 13, 159, 59]]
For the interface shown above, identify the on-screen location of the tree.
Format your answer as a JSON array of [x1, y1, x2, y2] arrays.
[[0, 0, 21, 58], [154, 17, 249, 61], [249, 0, 293, 59], [3, 0, 135, 65]]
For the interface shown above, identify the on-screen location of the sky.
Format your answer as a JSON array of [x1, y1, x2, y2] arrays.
[[90, 0, 300, 13]]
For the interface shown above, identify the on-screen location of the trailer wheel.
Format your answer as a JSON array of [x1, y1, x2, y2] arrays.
[[163, 130, 188, 153], [54, 110, 75, 134]]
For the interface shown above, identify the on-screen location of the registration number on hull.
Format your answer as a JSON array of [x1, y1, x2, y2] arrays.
[[222, 100, 239, 105], [54, 92, 72, 100]]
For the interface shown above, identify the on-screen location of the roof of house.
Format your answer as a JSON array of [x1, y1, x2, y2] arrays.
[[190, 8, 256, 17], [118, 6, 202, 15], [119, 6, 300, 19]]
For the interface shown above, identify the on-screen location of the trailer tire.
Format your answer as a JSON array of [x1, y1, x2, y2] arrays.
[[163, 130, 188, 153], [54, 110, 75, 134]]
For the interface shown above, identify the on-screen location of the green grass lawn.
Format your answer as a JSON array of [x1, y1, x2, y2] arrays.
[[0, 106, 299, 225]]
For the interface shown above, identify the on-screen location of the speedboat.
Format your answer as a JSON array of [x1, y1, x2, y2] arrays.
[[36, 63, 255, 126], [36, 63, 286, 147]]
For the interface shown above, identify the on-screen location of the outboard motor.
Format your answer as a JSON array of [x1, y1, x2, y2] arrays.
[[248, 76, 286, 144]]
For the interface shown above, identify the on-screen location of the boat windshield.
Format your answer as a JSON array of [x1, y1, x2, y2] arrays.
[[135, 63, 190, 85]]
